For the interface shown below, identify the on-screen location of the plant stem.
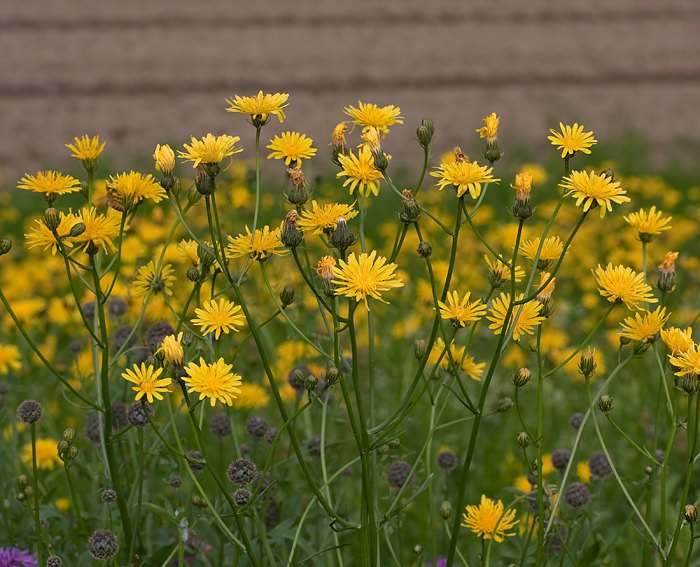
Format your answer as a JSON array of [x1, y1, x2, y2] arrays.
[[30, 424, 44, 566]]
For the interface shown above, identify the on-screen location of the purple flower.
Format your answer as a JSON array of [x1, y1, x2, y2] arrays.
[[427, 558, 449, 567], [0, 547, 37, 567]]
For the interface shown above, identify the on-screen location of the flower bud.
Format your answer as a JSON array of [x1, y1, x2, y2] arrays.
[[281, 210, 304, 249], [413, 544, 424, 556], [413, 339, 427, 360], [399, 189, 421, 224], [195, 168, 215, 195], [684, 504, 698, 525], [285, 167, 309, 205], [280, 286, 295, 307], [633, 341, 652, 356], [304, 374, 318, 392], [578, 348, 597, 379], [388, 438, 401, 449], [440, 500, 453, 519], [62, 427, 76, 444], [57, 440, 70, 460], [67, 446, 79, 461], [329, 218, 356, 257], [44, 207, 61, 231], [679, 375, 699, 396], [371, 149, 389, 173], [656, 251, 678, 294], [17, 475, 28, 489], [186, 266, 201, 282], [187, 185, 203, 205], [417, 241, 432, 258], [597, 394, 614, 413], [517, 431, 530, 449], [600, 168, 615, 181], [416, 119, 435, 149], [498, 397, 513, 412], [69, 223, 86, 238], [513, 368, 532, 388], [323, 365, 340, 386]]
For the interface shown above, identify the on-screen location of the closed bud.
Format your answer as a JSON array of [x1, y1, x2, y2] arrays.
[[371, 149, 389, 173], [416, 119, 435, 148], [619, 335, 631, 346], [186, 266, 201, 282], [388, 438, 401, 449], [17, 475, 28, 489], [304, 374, 318, 392], [203, 162, 221, 179], [62, 427, 76, 444], [69, 223, 86, 238], [280, 286, 295, 307], [324, 365, 340, 385], [187, 185, 203, 205], [399, 189, 421, 224], [57, 440, 70, 460], [281, 210, 304, 248], [644, 466, 653, 476], [195, 168, 215, 195], [0, 238, 11, 256], [597, 394, 614, 413], [377, 444, 390, 455], [498, 397, 513, 412], [679, 375, 699, 396], [192, 495, 207, 508], [440, 500, 453, 519], [329, 218, 356, 256], [197, 243, 216, 270], [578, 348, 597, 378], [600, 168, 615, 181], [44, 207, 61, 231], [413, 339, 427, 360], [417, 241, 432, 258], [513, 368, 532, 388], [684, 504, 698, 525], [517, 431, 530, 448], [484, 143, 503, 164], [414, 544, 424, 556], [633, 341, 652, 356], [67, 446, 79, 460]]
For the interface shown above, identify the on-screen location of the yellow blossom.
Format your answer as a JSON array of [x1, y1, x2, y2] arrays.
[[548, 122, 597, 158], [462, 495, 519, 542], [344, 101, 403, 134]]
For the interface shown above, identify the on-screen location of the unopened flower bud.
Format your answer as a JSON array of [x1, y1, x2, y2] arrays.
[[413, 339, 427, 360], [192, 495, 207, 508], [329, 218, 356, 256], [633, 341, 652, 356], [17, 475, 28, 489], [644, 466, 654, 476], [656, 251, 678, 294], [371, 149, 389, 173], [414, 544, 424, 556], [517, 431, 530, 448], [417, 241, 432, 258], [323, 365, 340, 385], [195, 167, 215, 195], [281, 210, 304, 249], [304, 374, 318, 392], [679, 375, 699, 396], [187, 185, 203, 205], [388, 438, 401, 449], [440, 500, 453, 519], [44, 207, 61, 231], [57, 440, 70, 460], [186, 266, 201, 282], [62, 428, 76, 444], [416, 119, 435, 149], [280, 286, 295, 307], [69, 223, 86, 238], [601, 168, 615, 181], [597, 394, 614, 413], [578, 348, 597, 378], [285, 168, 309, 205], [684, 504, 698, 525], [399, 189, 421, 224], [498, 397, 513, 412], [513, 368, 532, 388], [67, 446, 79, 461]]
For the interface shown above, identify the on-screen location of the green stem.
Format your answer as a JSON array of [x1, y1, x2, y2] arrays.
[[252, 126, 262, 234], [31, 424, 44, 566], [535, 326, 546, 563], [128, 428, 145, 560]]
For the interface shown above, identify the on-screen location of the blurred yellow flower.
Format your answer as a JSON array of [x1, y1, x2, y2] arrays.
[[133, 261, 176, 298], [560, 171, 630, 218], [233, 383, 271, 410], [21, 438, 60, 470], [178, 133, 242, 168], [0, 344, 21, 374]]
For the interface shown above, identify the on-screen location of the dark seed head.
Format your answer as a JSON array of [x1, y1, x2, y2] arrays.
[[209, 412, 232, 438], [127, 401, 154, 428], [551, 449, 572, 472], [87, 529, 119, 561], [570, 412, 584, 430], [246, 416, 268, 439], [233, 488, 252, 507], [386, 460, 412, 489], [16, 399, 43, 424], [588, 451, 612, 479], [185, 450, 206, 475], [227, 458, 259, 485], [564, 482, 590, 508], [436, 449, 458, 473]]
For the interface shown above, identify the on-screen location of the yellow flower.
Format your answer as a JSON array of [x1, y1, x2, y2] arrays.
[[177, 239, 200, 267], [233, 383, 271, 410], [331, 122, 348, 148], [0, 344, 21, 375], [183, 357, 243, 407], [520, 236, 564, 268], [73, 207, 123, 254], [661, 327, 693, 356], [593, 264, 657, 310], [21, 438, 61, 470], [55, 498, 71, 512], [154, 144, 176, 174], [484, 255, 525, 288], [192, 298, 245, 340], [336, 145, 383, 198], [476, 112, 500, 143], [267, 132, 317, 166], [225, 91, 289, 125], [226, 225, 288, 261], [623, 206, 672, 240], [437, 291, 487, 328], [577, 461, 591, 484], [669, 343, 700, 377], [66, 135, 106, 165], [462, 495, 519, 542], [121, 363, 172, 403], [430, 160, 500, 199], [133, 261, 176, 298], [107, 171, 166, 210], [316, 255, 337, 282], [428, 337, 485, 381], [331, 251, 403, 305], [547, 122, 597, 158], [512, 172, 533, 200], [158, 332, 184, 364], [344, 101, 403, 134], [18, 171, 81, 200], [487, 293, 545, 340], [178, 133, 243, 168], [25, 211, 80, 255], [619, 307, 669, 342], [298, 201, 358, 235], [560, 170, 630, 218], [360, 126, 383, 151]]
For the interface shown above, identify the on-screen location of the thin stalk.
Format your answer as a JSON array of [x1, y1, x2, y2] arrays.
[[31, 424, 44, 566], [128, 428, 145, 560], [252, 126, 262, 233]]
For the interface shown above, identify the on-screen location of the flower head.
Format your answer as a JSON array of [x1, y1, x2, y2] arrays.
[[438, 291, 487, 328], [225, 91, 289, 125], [487, 293, 545, 340], [192, 298, 245, 340], [593, 263, 657, 309], [298, 201, 358, 235], [561, 170, 630, 218], [18, 171, 81, 200], [178, 133, 242, 168], [154, 143, 176, 174], [484, 255, 525, 288], [66, 135, 106, 169], [669, 343, 700, 378], [0, 547, 37, 567], [512, 172, 533, 200], [25, 211, 80, 255], [520, 236, 564, 269], [619, 306, 669, 342], [331, 251, 403, 306], [476, 112, 500, 143], [133, 261, 176, 298], [183, 357, 243, 407], [336, 145, 383, 198], [73, 207, 123, 254], [316, 255, 337, 282], [428, 337, 485, 381], [462, 495, 519, 542], [548, 122, 597, 158], [107, 171, 166, 210], [121, 363, 172, 403], [267, 132, 316, 166], [158, 332, 184, 364], [0, 344, 22, 375], [226, 225, 288, 261], [661, 327, 693, 356], [623, 206, 672, 241], [21, 438, 60, 470], [344, 101, 403, 134], [430, 160, 500, 199]]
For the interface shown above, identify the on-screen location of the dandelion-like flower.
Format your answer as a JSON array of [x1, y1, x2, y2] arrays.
[[476, 112, 500, 144], [225, 91, 289, 125], [512, 172, 533, 200], [66, 134, 106, 168], [484, 255, 525, 288], [669, 343, 700, 377], [267, 132, 317, 166], [192, 298, 245, 339], [25, 211, 79, 255], [430, 160, 500, 199], [661, 327, 693, 356], [344, 101, 404, 134], [73, 207, 123, 254], [226, 225, 288, 261], [462, 495, 519, 542], [177, 239, 200, 267], [547, 122, 597, 158], [316, 255, 337, 282], [619, 306, 669, 342], [623, 206, 672, 241], [158, 332, 184, 364], [121, 363, 172, 403], [133, 261, 176, 298], [593, 263, 657, 310], [520, 236, 564, 268], [331, 121, 348, 149], [298, 201, 358, 235], [178, 133, 242, 168], [336, 146, 383, 198], [428, 337, 485, 381], [183, 357, 243, 407], [18, 171, 81, 200], [21, 438, 60, 470], [487, 293, 545, 340], [437, 291, 487, 328], [154, 143, 176, 174], [331, 251, 403, 306], [0, 344, 22, 375], [107, 171, 166, 210], [560, 170, 630, 218]]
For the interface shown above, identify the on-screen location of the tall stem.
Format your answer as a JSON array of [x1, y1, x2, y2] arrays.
[[252, 126, 262, 234], [31, 424, 44, 566]]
